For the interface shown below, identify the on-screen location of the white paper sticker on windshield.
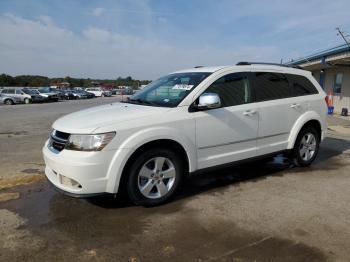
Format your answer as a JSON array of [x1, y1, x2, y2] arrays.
[[172, 84, 194, 90]]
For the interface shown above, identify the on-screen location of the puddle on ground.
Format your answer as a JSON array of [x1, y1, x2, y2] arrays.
[[21, 168, 44, 174], [0, 192, 20, 202], [0, 174, 45, 190]]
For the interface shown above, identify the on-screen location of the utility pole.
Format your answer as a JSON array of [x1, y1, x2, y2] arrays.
[[336, 27, 350, 48]]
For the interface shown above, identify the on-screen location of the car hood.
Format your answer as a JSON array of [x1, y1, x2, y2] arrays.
[[52, 102, 171, 134]]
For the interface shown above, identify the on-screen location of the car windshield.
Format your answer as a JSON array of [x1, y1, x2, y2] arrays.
[[23, 89, 39, 95], [39, 87, 56, 93], [38, 87, 50, 93], [126, 72, 211, 107]]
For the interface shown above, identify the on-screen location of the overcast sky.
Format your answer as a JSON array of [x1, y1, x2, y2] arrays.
[[1, 0, 350, 80]]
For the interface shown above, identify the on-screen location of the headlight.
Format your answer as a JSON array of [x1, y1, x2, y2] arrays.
[[65, 132, 116, 151]]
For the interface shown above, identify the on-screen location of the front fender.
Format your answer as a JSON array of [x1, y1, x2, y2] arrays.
[[105, 127, 197, 193]]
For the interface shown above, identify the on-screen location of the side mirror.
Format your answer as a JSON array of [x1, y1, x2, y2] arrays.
[[197, 93, 221, 110]]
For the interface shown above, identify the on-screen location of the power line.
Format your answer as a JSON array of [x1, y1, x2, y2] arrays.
[[336, 27, 350, 48]]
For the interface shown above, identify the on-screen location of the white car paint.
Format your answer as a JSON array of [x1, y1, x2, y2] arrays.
[[43, 64, 327, 196]]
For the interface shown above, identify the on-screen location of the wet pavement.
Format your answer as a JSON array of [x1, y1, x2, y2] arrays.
[[1, 100, 350, 261]]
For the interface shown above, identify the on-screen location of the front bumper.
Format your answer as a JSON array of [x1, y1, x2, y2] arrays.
[[42, 140, 116, 195]]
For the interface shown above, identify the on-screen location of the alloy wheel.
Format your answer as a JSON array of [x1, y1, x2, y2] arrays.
[[137, 157, 176, 199], [299, 133, 316, 161]]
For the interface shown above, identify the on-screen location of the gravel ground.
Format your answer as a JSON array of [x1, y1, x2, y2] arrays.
[[1, 98, 350, 261]]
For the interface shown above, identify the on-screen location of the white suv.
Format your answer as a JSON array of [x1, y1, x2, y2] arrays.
[[43, 63, 327, 206]]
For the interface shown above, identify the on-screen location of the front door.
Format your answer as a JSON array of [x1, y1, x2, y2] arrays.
[[193, 72, 259, 170]]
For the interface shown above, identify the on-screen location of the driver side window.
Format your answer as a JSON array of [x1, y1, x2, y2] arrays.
[[205, 72, 252, 107]]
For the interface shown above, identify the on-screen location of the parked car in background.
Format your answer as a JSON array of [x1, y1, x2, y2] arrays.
[[36, 88, 60, 102], [102, 89, 112, 97], [0, 88, 32, 104], [81, 90, 95, 99], [113, 88, 133, 95], [69, 89, 88, 99], [85, 87, 111, 97], [43, 63, 327, 206], [22, 89, 48, 103], [56, 89, 75, 100], [85, 87, 104, 97]]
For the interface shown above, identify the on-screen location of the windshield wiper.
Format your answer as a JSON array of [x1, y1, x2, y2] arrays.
[[126, 98, 157, 106]]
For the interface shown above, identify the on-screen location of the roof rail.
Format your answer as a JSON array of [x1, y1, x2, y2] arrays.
[[236, 61, 303, 69], [236, 61, 290, 67], [236, 62, 303, 69], [194, 65, 204, 68]]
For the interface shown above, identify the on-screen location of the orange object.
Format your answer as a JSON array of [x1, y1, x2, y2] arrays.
[[327, 90, 334, 107]]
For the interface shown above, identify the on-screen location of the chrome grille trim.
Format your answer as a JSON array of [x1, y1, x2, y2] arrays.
[[49, 130, 70, 152]]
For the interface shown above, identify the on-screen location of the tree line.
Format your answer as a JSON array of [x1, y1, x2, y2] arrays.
[[0, 74, 151, 89]]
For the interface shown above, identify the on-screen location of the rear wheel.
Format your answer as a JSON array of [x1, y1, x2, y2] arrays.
[[126, 148, 184, 206], [291, 126, 320, 167]]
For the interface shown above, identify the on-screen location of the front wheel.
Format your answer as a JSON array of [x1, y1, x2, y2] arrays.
[[291, 126, 320, 167], [4, 99, 14, 105], [24, 98, 30, 104], [126, 148, 184, 206]]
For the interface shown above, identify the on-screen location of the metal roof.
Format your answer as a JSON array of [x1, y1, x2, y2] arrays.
[[288, 44, 350, 65]]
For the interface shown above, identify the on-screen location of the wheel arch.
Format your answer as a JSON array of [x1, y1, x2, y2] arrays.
[[115, 138, 192, 194], [4, 98, 15, 104], [287, 112, 323, 149]]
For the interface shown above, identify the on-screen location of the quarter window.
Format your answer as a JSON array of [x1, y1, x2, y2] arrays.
[[253, 72, 290, 101], [286, 74, 318, 96], [205, 72, 251, 107]]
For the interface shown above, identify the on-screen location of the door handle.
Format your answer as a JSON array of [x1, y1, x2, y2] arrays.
[[243, 110, 257, 116], [290, 103, 300, 108]]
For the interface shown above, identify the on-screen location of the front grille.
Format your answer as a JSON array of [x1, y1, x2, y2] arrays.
[[50, 130, 70, 152]]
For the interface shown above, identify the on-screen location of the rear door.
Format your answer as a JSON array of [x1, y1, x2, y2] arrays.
[[252, 71, 294, 155], [285, 74, 319, 127], [193, 72, 259, 169]]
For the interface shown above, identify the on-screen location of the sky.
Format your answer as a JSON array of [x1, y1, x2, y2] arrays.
[[0, 0, 350, 80]]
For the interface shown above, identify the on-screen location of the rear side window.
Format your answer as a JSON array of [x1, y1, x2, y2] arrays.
[[205, 72, 252, 107], [286, 74, 318, 96], [253, 72, 290, 101], [6, 89, 15, 94]]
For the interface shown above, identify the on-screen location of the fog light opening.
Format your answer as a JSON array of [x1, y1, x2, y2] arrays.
[[59, 175, 82, 189]]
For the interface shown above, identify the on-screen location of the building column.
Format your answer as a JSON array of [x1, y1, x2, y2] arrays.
[[319, 69, 325, 89]]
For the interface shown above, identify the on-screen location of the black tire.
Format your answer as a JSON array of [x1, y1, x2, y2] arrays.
[[4, 99, 14, 105], [291, 126, 320, 167], [126, 148, 184, 206], [24, 98, 31, 104]]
